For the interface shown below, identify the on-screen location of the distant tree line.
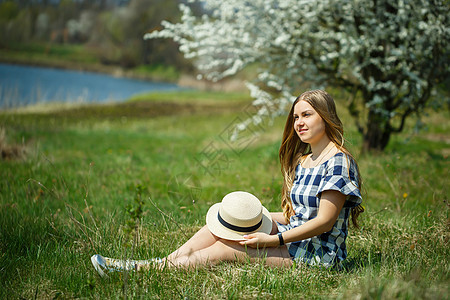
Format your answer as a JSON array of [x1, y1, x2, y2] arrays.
[[0, 0, 197, 70]]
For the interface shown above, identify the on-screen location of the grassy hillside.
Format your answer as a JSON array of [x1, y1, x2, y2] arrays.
[[0, 42, 180, 82], [0, 90, 448, 299]]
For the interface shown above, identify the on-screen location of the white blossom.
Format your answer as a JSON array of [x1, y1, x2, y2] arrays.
[[145, 0, 449, 149]]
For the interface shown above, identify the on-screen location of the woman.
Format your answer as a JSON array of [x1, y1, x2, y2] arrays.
[[91, 90, 363, 275]]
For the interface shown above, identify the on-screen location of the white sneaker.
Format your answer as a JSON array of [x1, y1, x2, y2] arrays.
[[90, 254, 162, 277]]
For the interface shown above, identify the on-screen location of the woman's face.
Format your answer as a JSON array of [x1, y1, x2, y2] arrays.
[[293, 100, 326, 146]]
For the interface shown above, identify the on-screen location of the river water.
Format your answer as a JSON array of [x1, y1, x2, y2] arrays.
[[0, 63, 183, 108]]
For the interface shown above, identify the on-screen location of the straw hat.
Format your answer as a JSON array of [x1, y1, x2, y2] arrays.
[[206, 191, 272, 241]]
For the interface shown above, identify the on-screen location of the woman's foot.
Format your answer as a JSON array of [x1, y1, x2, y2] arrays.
[[90, 254, 162, 277]]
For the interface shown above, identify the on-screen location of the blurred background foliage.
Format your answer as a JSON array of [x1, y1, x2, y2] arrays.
[[0, 0, 200, 75]]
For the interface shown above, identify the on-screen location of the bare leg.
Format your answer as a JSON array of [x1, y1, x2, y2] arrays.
[[154, 218, 292, 269], [166, 225, 219, 260], [167, 217, 283, 260], [270, 212, 287, 225], [166, 239, 292, 268]]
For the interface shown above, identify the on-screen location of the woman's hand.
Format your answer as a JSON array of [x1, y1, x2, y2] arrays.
[[238, 232, 279, 248]]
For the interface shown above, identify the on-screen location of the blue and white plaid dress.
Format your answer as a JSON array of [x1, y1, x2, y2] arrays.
[[277, 152, 362, 268]]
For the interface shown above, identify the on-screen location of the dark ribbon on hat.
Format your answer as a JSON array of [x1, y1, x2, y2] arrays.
[[217, 212, 262, 233]]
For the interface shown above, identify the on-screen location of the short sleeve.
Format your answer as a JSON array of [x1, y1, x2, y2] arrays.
[[316, 153, 362, 208]]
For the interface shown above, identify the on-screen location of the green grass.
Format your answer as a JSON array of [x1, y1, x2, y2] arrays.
[[128, 89, 253, 103], [0, 42, 99, 65], [132, 64, 181, 82], [0, 90, 448, 299], [0, 42, 181, 82]]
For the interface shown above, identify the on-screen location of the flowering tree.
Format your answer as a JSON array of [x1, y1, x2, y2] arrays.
[[145, 0, 449, 151]]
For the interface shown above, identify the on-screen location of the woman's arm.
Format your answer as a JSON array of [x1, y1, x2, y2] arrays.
[[281, 190, 345, 244], [240, 190, 346, 248]]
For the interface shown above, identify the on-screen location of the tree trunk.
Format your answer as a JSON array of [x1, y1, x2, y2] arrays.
[[362, 110, 392, 152]]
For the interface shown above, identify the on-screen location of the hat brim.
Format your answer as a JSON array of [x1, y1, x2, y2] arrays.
[[206, 203, 273, 241]]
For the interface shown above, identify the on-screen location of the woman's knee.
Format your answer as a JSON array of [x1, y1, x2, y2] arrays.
[[208, 240, 248, 261], [175, 240, 240, 265]]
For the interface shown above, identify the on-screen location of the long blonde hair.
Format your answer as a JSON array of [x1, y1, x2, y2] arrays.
[[278, 90, 363, 226]]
